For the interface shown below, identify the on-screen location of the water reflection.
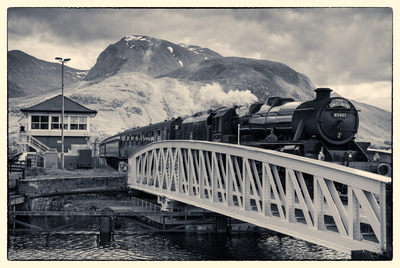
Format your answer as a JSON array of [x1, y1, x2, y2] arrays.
[[8, 231, 350, 260], [8, 214, 350, 260]]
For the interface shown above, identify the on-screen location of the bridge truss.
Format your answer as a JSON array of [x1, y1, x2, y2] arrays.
[[128, 140, 391, 255]]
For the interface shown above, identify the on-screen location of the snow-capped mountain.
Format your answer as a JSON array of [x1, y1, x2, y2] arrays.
[[7, 35, 392, 149], [84, 35, 222, 81], [7, 50, 87, 98]]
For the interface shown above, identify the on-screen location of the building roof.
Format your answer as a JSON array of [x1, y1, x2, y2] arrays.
[[20, 94, 97, 115]]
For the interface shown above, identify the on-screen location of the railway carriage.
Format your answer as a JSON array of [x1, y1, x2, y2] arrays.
[[99, 88, 391, 176], [99, 118, 182, 170]]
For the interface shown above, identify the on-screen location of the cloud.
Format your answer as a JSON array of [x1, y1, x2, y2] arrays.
[[330, 81, 392, 111], [7, 8, 392, 97]]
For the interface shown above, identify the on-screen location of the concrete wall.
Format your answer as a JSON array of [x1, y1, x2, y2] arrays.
[[17, 175, 127, 197], [34, 136, 87, 152]]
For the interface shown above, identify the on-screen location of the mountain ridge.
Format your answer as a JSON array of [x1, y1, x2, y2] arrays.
[[7, 50, 87, 98]]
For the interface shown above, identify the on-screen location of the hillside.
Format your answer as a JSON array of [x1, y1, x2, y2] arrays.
[[7, 50, 87, 98], [352, 100, 391, 147], [158, 57, 315, 101], [8, 72, 258, 143]]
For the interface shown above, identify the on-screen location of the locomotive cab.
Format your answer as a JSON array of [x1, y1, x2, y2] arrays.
[[211, 107, 238, 143]]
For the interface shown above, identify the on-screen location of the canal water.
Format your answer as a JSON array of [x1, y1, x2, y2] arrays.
[[8, 193, 350, 260], [8, 229, 350, 260]]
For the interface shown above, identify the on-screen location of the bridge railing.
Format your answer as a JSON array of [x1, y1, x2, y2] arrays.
[[128, 140, 391, 255]]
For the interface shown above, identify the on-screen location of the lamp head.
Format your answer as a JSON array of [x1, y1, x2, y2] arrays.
[[55, 57, 71, 63]]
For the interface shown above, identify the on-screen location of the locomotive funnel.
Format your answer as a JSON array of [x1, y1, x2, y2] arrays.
[[315, 88, 332, 100]]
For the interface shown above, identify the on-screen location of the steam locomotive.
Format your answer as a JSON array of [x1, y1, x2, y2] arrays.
[[99, 88, 391, 176]]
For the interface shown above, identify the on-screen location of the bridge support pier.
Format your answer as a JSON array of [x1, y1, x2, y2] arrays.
[[351, 250, 389, 260], [215, 215, 228, 233], [99, 216, 112, 247]]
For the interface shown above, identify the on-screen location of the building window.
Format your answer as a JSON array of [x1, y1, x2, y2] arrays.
[[70, 116, 87, 130], [31, 116, 40, 129], [31, 115, 49, 130], [51, 116, 59, 129], [79, 116, 87, 130], [51, 116, 68, 130]]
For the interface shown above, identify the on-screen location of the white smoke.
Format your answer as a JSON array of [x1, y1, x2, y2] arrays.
[[196, 83, 258, 108], [157, 79, 258, 117]]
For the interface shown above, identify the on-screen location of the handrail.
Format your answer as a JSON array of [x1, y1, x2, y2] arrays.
[[131, 197, 161, 212], [26, 135, 51, 152], [128, 140, 391, 255]]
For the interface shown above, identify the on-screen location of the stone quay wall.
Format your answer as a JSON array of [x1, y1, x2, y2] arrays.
[[17, 175, 127, 197]]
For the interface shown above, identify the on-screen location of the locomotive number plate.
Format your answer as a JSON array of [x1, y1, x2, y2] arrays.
[[333, 112, 347, 118]]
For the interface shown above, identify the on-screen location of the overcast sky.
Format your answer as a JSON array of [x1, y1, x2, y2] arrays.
[[7, 8, 393, 111]]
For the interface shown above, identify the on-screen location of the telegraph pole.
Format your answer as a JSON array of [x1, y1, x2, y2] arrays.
[[55, 57, 71, 169]]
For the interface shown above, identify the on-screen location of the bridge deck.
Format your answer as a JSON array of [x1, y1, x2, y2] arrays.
[[128, 140, 391, 255]]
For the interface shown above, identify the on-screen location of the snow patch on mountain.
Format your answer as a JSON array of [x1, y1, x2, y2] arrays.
[[178, 43, 220, 60], [124, 35, 151, 42]]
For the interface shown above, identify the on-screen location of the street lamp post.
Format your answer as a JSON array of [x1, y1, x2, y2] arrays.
[[55, 57, 70, 169]]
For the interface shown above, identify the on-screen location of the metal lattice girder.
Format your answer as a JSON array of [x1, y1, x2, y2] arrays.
[[128, 140, 391, 254]]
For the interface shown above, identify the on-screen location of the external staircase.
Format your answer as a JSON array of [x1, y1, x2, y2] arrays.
[[18, 129, 57, 167]]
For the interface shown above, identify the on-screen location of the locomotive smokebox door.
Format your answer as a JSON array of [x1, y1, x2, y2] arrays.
[[318, 97, 358, 144], [291, 87, 359, 145]]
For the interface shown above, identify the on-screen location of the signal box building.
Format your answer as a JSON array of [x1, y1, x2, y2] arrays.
[[19, 95, 97, 156]]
